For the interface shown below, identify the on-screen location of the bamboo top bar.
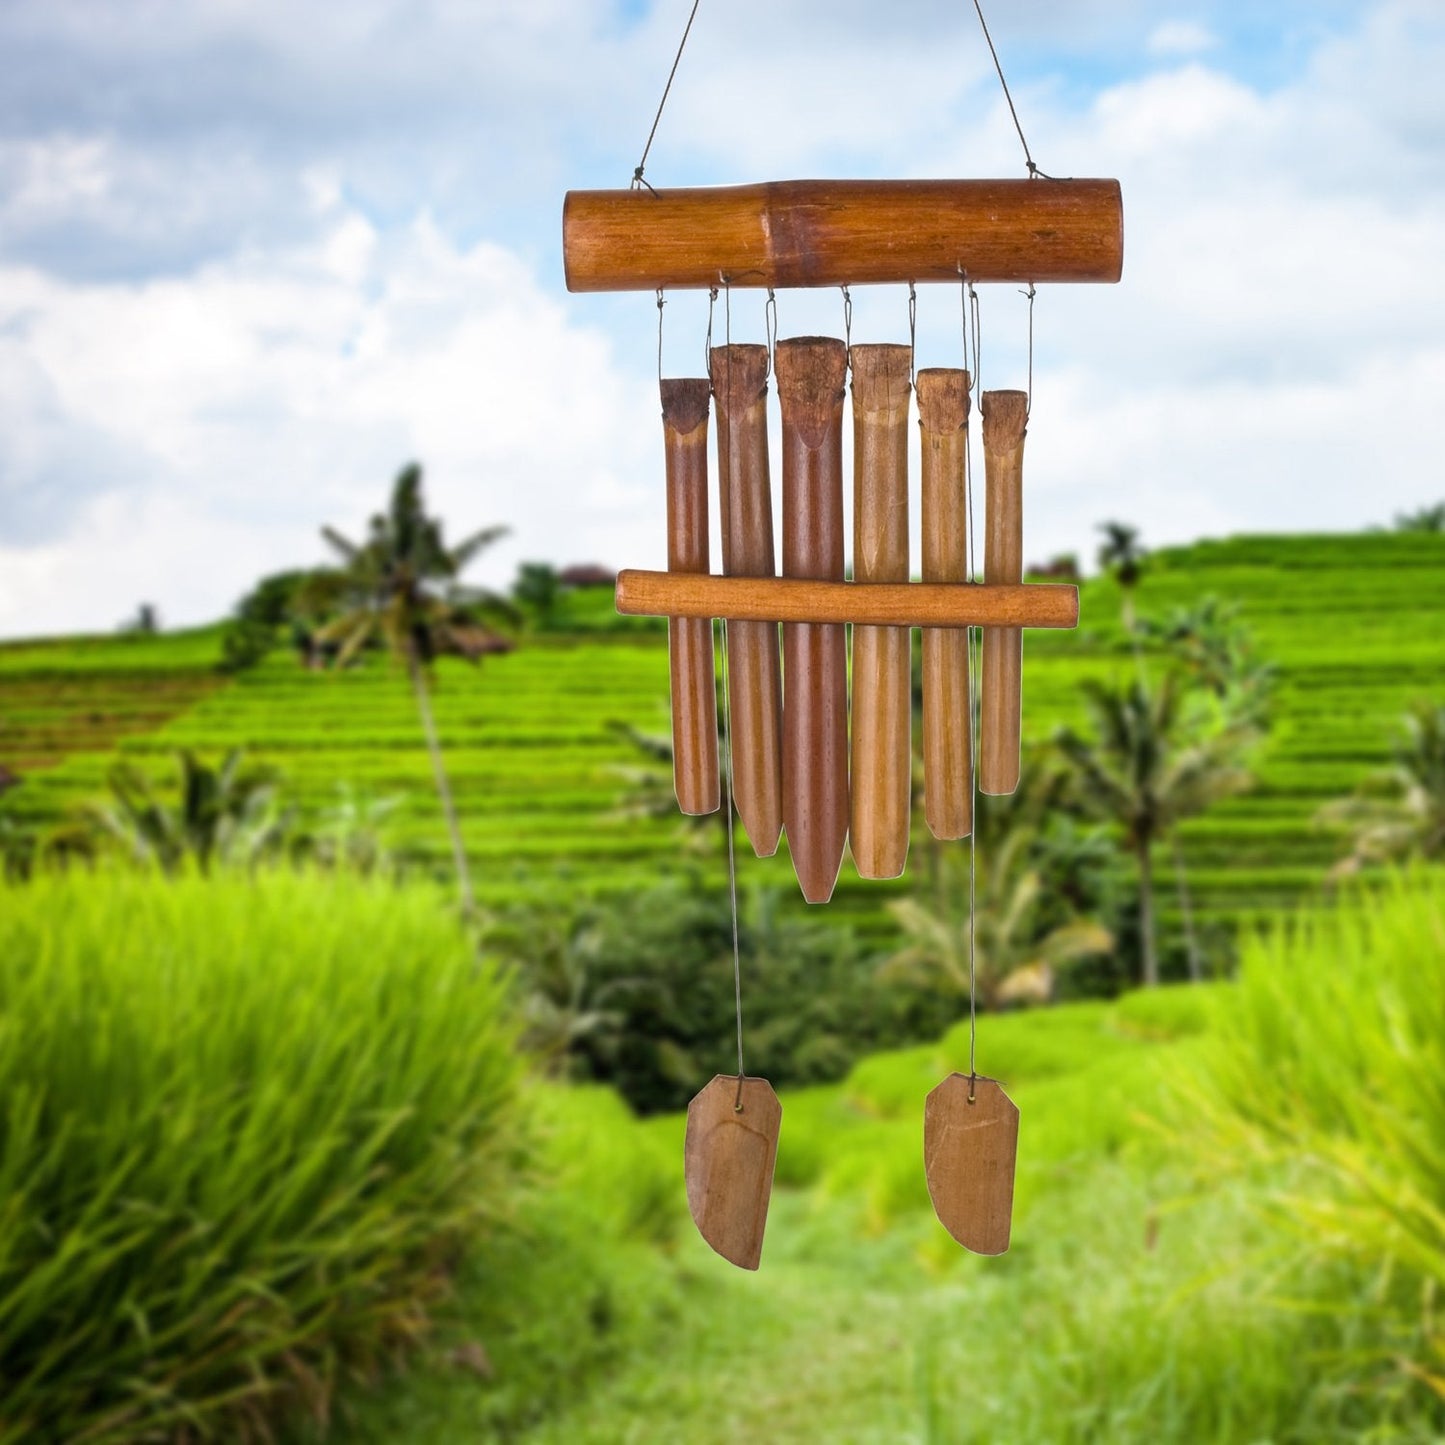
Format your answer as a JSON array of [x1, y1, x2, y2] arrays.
[[564, 179, 1123, 292]]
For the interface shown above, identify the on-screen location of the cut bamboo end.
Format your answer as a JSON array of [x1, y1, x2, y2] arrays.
[[774, 336, 849, 450], [916, 368, 971, 435], [981, 388, 1028, 453], [563, 178, 1125, 291], [615, 572, 1078, 630], [659, 377, 711, 437], [850, 343, 912, 420], [709, 343, 769, 415]]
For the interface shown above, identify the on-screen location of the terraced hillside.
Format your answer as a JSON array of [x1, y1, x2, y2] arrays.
[[1, 531, 1440, 943], [0, 629, 225, 774]]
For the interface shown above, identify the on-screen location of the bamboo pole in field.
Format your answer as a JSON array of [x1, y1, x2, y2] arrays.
[[849, 343, 912, 879], [709, 344, 783, 856], [774, 336, 849, 904], [661, 379, 719, 815], [917, 368, 973, 838], [563, 179, 1125, 292], [980, 389, 1029, 796]]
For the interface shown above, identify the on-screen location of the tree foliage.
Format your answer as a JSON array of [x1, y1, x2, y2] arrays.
[[1097, 520, 1150, 629], [1055, 674, 1256, 986], [1319, 700, 1445, 878], [484, 879, 956, 1114], [317, 463, 514, 912], [84, 749, 294, 873]]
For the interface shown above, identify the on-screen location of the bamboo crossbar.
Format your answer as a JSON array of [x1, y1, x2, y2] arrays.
[[564, 179, 1124, 292], [615, 572, 1078, 630]]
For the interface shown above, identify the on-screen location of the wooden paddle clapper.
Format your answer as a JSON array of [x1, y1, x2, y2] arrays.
[[561, 16, 1123, 1267]]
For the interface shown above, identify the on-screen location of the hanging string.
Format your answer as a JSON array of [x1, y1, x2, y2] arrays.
[[841, 286, 853, 354], [959, 273, 971, 589], [718, 281, 747, 1110], [960, 273, 982, 1099], [969, 283, 983, 407], [966, 631, 982, 1098], [908, 282, 918, 385], [968, 0, 1055, 180], [764, 288, 778, 378], [1022, 282, 1036, 418], [656, 289, 666, 385], [631, 0, 703, 191], [704, 285, 718, 372]]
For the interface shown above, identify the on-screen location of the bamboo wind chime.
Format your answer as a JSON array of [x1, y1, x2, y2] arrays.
[[562, 12, 1123, 1274]]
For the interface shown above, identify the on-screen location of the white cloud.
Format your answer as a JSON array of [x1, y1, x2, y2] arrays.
[[1146, 20, 1218, 57], [0, 216, 662, 635]]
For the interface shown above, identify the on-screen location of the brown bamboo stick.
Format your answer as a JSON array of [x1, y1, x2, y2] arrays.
[[774, 336, 849, 905], [980, 390, 1029, 795], [917, 369, 973, 839], [660, 379, 719, 816], [849, 344, 912, 879], [614, 572, 1078, 629], [563, 179, 1125, 292], [709, 344, 783, 857]]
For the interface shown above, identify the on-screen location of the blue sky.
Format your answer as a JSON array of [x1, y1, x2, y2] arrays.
[[0, 0, 1440, 635]]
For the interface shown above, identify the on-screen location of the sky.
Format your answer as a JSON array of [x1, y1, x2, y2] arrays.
[[0, 0, 1440, 637]]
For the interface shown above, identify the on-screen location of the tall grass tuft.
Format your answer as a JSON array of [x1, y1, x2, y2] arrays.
[[0, 869, 523, 1443], [1184, 866, 1445, 1392]]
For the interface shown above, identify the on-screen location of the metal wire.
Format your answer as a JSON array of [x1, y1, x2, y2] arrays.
[[631, 0, 702, 190], [719, 282, 747, 1111], [969, 0, 1050, 179]]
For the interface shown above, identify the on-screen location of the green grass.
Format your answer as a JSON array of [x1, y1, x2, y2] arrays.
[[0, 869, 523, 1444], [1185, 867, 1445, 1354], [316, 969, 1445, 1442]]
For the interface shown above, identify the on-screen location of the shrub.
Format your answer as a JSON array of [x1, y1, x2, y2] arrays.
[[485, 878, 958, 1114], [0, 869, 523, 1443], [1183, 867, 1445, 1391]]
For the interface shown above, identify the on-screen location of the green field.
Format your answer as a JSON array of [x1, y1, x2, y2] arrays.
[[2, 530, 1442, 944]]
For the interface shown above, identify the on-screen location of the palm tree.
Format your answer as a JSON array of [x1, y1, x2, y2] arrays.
[[86, 749, 291, 874], [605, 671, 732, 855], [882, 821, 1113, 1009], [318, 463, 514, 912], [1137, 597, 1276, 729], [1319, 701, 1445, 878], [1054, 673, 1255, 987], [512, 562, 563, 630], [1096, 521, 1149, 632], [1394, 502, 1445, 533], [481, 906, 629, 1077]]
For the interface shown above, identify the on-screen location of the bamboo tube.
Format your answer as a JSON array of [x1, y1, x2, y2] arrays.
[[980, 390, 1029, 795], [661, 379, 719, 816], [774, 336, 849, 904], [917, 369, 973, 839], [614, 572, 1078, 629], [849, 344, 913, 879], [563, 179, 1125, 292], [709, 344, 783, 857]]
